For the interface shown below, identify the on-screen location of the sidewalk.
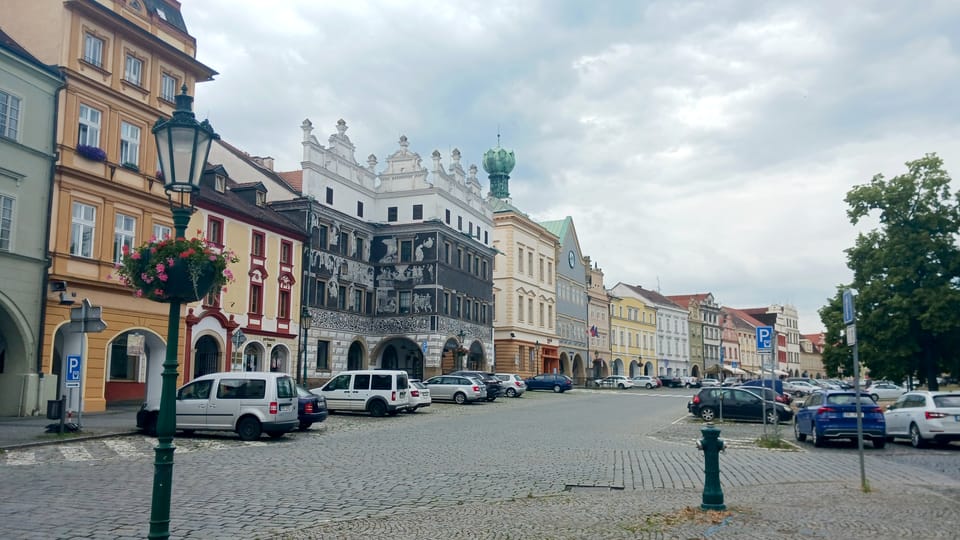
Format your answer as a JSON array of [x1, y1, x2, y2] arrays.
[[0, 404, 140, 450]]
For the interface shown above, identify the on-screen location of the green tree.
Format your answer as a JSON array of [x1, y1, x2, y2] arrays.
[[818, 287, 853, 378], [835, 154, 960, 390]]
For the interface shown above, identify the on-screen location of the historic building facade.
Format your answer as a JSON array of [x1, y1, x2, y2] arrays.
[[585, 256, 611, 384], [2, 0, 216, 412], [539, 217, 589, 380], [608, 282, 658, 377], [669, 293, 720, 374], [740, 304, 800, 376], [488, 146, 561, 379], [0, 31, 63, 416], [799, 333, 826, 378], [631, 286, 690, 377]]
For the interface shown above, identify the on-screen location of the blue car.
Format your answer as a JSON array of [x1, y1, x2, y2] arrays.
[[794, 391, 886, 448], [524, 373, 573, 393]]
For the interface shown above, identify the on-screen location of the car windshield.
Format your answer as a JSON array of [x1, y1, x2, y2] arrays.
[[826, 394, 875, 406], [933, 394, 960, 407], [411, 381, 426, 390]]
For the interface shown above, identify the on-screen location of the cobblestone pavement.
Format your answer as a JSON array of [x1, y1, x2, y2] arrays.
[[1, 390, 958, 539]]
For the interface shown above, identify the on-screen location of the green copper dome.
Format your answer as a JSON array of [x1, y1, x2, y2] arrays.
[[483, 146, 515, 199]]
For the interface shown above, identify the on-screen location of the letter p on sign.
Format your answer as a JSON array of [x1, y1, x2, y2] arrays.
[[756, 326, 773, 352]]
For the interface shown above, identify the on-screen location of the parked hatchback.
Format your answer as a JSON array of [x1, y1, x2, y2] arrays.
[[296, 385, 328, 431], [423, 375, 485, 404], [794, 391, 886, 448], [884, 391, 960, 448], [449, 371, 503, 401], [525, 373, 574, 393], [494, 373, 527, 397], [632, 375, 659, 389], [405, 379, 432, 413], [595, 375, 634, 389], [312, 370, 409, 417], [688, 387, 793, 424]]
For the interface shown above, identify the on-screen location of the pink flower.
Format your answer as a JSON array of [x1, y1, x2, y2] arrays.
[[131, 251, 141, 260], [150, 247, 157, 254], [158, 273, 168, 282], [135, 290, 143, 297], [155, 289, 164, 297], [106, 274, 113, 280], [209, 255, 217, 261], [167, 257, 175, 266], [156, 263, 165, 273]]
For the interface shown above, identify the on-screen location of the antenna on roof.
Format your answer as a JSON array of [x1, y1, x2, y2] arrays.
[[497, 124, 501, 147]]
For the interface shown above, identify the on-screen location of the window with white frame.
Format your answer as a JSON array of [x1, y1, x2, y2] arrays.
[[78, 104, 101, 147], [0, 195, 13, 251], [71, 201, 96, 257], [113, 213, 136, 262], [161, 73, 177, 102], [83, 33, 104, 67], [124, 54, 143, 86], [0, 90, 21, 140], [120, 121, 140, 166], [153, 223, 171, 241]]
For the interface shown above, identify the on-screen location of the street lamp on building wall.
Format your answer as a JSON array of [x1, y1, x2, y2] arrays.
[[148, 86, 217, 540], [456, 328, 466, 370], [298, 306, 312, 384]]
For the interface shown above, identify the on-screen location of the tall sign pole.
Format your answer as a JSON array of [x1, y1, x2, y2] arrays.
[[843, 289, 868, 491], [756, 326, 773, 439]]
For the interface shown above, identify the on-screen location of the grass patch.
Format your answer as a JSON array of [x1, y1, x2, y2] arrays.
[[755, 436, 794, 450], [621, 506, 735, 533], [36, 430, 90, 440]]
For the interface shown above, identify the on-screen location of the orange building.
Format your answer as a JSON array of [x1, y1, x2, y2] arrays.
[[1, 0, 215, 412]]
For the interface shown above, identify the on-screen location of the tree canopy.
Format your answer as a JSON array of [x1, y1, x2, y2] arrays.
[[820, 154, 960, 389]]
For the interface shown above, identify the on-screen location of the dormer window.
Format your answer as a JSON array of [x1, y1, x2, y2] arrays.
[[215, 175, 225, 192], [256, 191, 266, 206]]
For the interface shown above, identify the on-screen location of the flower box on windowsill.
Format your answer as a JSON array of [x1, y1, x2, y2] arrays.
[[121, 162, 139, 172], [76, 144, 107, 162]]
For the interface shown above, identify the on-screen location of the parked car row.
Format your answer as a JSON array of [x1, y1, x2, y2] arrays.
[[687, 387, 794, 424]]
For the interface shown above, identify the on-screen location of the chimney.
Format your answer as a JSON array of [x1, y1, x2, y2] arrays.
[[251, 156, 275, 171]]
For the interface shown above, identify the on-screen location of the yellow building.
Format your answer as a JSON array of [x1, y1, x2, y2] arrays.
[[1, 0, 215, 412], [608, 283, 658, 377]]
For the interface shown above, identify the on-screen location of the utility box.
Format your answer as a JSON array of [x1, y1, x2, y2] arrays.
[[46, 398, 63, 420]]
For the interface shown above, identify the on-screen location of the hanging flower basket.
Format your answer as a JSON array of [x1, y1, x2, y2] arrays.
[[111, 231, 238, 303]]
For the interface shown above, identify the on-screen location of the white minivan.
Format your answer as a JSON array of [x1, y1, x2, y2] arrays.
[[137, 371, 299, 441], [312, 370, 409, 416]]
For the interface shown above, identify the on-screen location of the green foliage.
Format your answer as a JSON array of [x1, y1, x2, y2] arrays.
[[824, 154, 960, 389]]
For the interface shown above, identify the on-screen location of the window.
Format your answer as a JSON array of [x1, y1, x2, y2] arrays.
[[314, 280, 326, 306], [528, 298, 533, 323], [113, 213, 136, 262], [400, 240, 412, 262], [539, 302, 544, 327], [0, 195, 13, 251], [108, 334, 143, 381], [214, 174, 225, 192], [354, 237, 363, 260], [339, 231, 348, 255], [251, 231, 265, 257], [548, 305, 553, 328], [468, 222, 473, 236], [484, 231, 488, 244], [445, 209, 450, 224], [466, 253, 472, 274], [412, 204, 423, 220], [70, 201, 96, 257], [325, 187, 333, 204], [443, 292, 449, 315], [444, 242, 451, 264], [454, 296, 461, 317], [160, 73, 177, 102], [280, 241, 292, 264], [217, 378, 266, 400], [78, 104, 101, 147], [316, 224, 328, 250], [464, 299, 472, 320], [337, 286, 346, 309], [518, 295, 524, 322], [473, 256, 479, 275], [399, 291, 411, 314], [83, 33, 104, 67], [456, 248, 462, 269], [120, 121, 140, 166], [517, 248, 524, 273], [457, 216, 462, 230], [547, 262, 553, 284], [528, 252, 533, 276], [387, 206, 398, 222], [0, 90, 21, 140], [207, 217, 223, 245], [153, 224, 171, 241], [278, 290, 290, 319], [249, 283, 263, 314], [481, 260, 487, 279], [352, 289, 363, 312], [124, 54, 143, 86], [357, 201, 364, 217]]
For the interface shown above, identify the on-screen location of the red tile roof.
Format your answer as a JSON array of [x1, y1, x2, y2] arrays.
[[278, 170, 303, 192]]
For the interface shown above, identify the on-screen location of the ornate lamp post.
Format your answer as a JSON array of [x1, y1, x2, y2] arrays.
[[148, 86, 218, 540], [298, 306, 313, 384]]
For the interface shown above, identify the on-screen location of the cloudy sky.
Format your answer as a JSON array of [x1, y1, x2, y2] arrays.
[[180, 0, 960, 334]]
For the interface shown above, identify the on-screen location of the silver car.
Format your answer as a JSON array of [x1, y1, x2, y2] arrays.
[[495, 373, 527, 397], [423, 375, 485, 404]]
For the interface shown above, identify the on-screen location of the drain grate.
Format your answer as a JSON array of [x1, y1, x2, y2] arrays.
[[564, 485, 624, 492]]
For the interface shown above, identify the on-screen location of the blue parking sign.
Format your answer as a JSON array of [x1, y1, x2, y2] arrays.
[[66, 354, 82, 388], [756, 326, 773, 352]]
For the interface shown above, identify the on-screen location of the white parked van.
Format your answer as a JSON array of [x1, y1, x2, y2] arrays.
[[312, 370, 410, 416], [136, 371, 299, 441]]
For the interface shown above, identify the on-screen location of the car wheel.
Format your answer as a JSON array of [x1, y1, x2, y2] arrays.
[[646, 383, 653, 389], [618, 383, 625, 389], [454, 392, 467, 404], [872, 437, 886, 449], [267, 431, 286, 439], [765, 409, 778, 425], [553, 385, 562, 393], [506, 388, 517, 397], [685, 383, 691, 388], [297, 422, 312, 432], [699, 407, 716, 422], [811, 424, 824, 447], [871, 394, 879, 402], [237, 417, 261, 441], [909, 423, 927, 448], [794, 421, 806, 442], [368, 400, 387, 417]]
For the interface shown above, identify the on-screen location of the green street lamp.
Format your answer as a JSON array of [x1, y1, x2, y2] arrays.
[[298, 306, 312, 384], [148, 86, 218, 540]]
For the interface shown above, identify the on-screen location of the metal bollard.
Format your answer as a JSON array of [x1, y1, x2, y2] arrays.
[[697, 422, 727, 511]]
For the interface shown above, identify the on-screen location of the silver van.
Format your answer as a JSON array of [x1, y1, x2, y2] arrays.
[[137, 371, 299, 441], [312, 370, 409, 416]]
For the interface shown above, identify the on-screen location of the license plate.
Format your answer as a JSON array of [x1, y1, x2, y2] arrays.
[[280, 404, 292, 412], [843, 412, 861, 418]]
